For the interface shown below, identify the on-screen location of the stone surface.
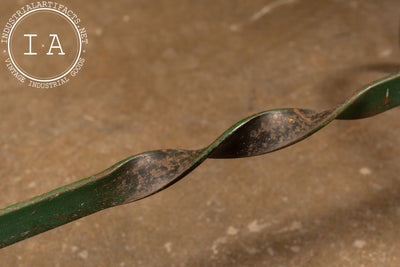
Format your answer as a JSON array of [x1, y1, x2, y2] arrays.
[[1, 0, 400, 266]]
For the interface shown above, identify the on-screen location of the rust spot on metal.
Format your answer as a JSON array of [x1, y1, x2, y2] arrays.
[[293, 108, 312, 123]]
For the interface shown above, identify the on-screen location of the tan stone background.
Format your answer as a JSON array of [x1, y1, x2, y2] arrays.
[[1, 0, 400, 266]]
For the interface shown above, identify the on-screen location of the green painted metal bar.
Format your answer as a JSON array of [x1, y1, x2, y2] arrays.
[[1, 72, 400, 248]]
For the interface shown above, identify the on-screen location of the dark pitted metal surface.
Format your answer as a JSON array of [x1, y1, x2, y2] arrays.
[[1, 0, 400, 266]]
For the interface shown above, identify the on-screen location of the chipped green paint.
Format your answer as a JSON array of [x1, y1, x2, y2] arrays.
[[1, 72, 400, 248]]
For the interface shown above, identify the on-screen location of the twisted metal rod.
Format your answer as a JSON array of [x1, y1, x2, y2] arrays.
[[1, 72, 400, 248]]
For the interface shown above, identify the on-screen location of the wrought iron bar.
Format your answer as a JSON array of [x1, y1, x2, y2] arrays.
[[1, 72, 400, 248]]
